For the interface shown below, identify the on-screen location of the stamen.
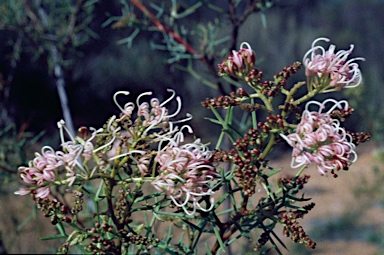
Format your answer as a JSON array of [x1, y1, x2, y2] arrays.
[[107, 115, 117, 131], [92, 126, 121, 153], [57, 120, 76, 144], [172, 125, 193, 145], [160, 88, 176, 106], [323, 99, 348, 113], [165, 96, 182, 118], [240, 42, 252, 50], [136, 91, 153, 107], [142, 108, 167, 136], [172, 113, 193, 124], [107, 150, 146, 161], [113, 91, 130, 113]]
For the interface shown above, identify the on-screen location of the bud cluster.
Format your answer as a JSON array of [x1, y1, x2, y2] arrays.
[[259, 114, 285, 132], [80, 221, 119, 254], [231, 128, 264, 196], [247, 68, 263, 84], [279, 174, 311, 195], [71, 190, 84, 214], [274, 62, 303, 85], [259, 62, 302, 97], [35, 197, 71, 225], [124, 232, 160, 247], [85, 235, 118, 254], [280, 211, 316, 249], [115, 188, 129, 225], [330, 106, 355, 121], [201, 89, 248, 109], [280, 102, 302, 119], [347, 131, 371, 145], [254, 230, 271, 251]]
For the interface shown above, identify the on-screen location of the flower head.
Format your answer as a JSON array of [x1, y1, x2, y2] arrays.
[[104, 90, 192, 166], [281, 99, 357, 177], [218, 42, 256, 79], [16, 146, 64, 198], [303, 37, 365, 90], [151, 137, 219, 215]]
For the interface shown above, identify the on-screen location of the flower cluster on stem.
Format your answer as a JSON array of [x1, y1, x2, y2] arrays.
[[281, 99, 357, 177], [152, 137, 219, 215], [303, 37, 365, 91]]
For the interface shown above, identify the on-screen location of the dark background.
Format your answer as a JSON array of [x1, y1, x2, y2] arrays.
[[1, 0, 383, 145]]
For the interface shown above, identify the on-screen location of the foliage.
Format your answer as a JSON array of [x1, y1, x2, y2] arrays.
[[0, 124, 44, 193], [105, 0, 277, 95], [0, 0, 98, 70]]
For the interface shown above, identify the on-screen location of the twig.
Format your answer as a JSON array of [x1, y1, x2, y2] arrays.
[[130, 0, 202, 60]]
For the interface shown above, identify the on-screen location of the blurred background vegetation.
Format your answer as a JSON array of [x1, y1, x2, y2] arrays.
[[0, 0, 384, 254]]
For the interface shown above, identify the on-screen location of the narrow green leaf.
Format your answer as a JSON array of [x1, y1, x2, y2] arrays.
[[95, 179, 105, 202], [191, 220, 208, 250], [204, 117, 222, 125], [266, 168, 282, 177], [155, 210, 197, 219], [16, 208, 37, 232], [205, 243, 213, 255], [117, 28, 140, 47], [230, 217, 249, 239], [225, 106, 234, 125], [269, 231, 288, 255], [216, 207, 234, 216], [39, 234, 67, 240], [215, 131, 225, 149], [227, 233, 245, 245], [213, 226, 225, 252], [210, 106, 225, 125], [56, 221, 67, 237], [251, 98, 257, 129]]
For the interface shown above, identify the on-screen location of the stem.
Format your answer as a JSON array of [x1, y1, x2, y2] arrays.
[[259, 134, 276, 161], [285, 81, 306, 104], [294, 80, 331, 105], [130, 0, 203, 60], [105, 179, 124, 230], [175, 62, 218, 90], [295, 165, 307, 177], [33, 0, 76, 137], [211, 191, 249, 254]]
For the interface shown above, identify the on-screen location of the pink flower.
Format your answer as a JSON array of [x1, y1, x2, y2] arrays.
[[14, 186, 50, 199], [137, 155, 151, 176], [218, 42, 256, 78], [303, 37, 365, 89], [105, 90, 192, 163], [152, 138, 219, 215], [281, 99, 357, 177], [16, 146, 64, 198], [113, 89, 190, 136]]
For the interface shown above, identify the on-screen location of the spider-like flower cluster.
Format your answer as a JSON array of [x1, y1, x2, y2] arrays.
[[16, 89, 219, 216], [303, 37, 365, 90], [217, 42, 256, 78], [152, 137, 219, 215], [281, 99, 357, 177], [15, 146, 63, 198]]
